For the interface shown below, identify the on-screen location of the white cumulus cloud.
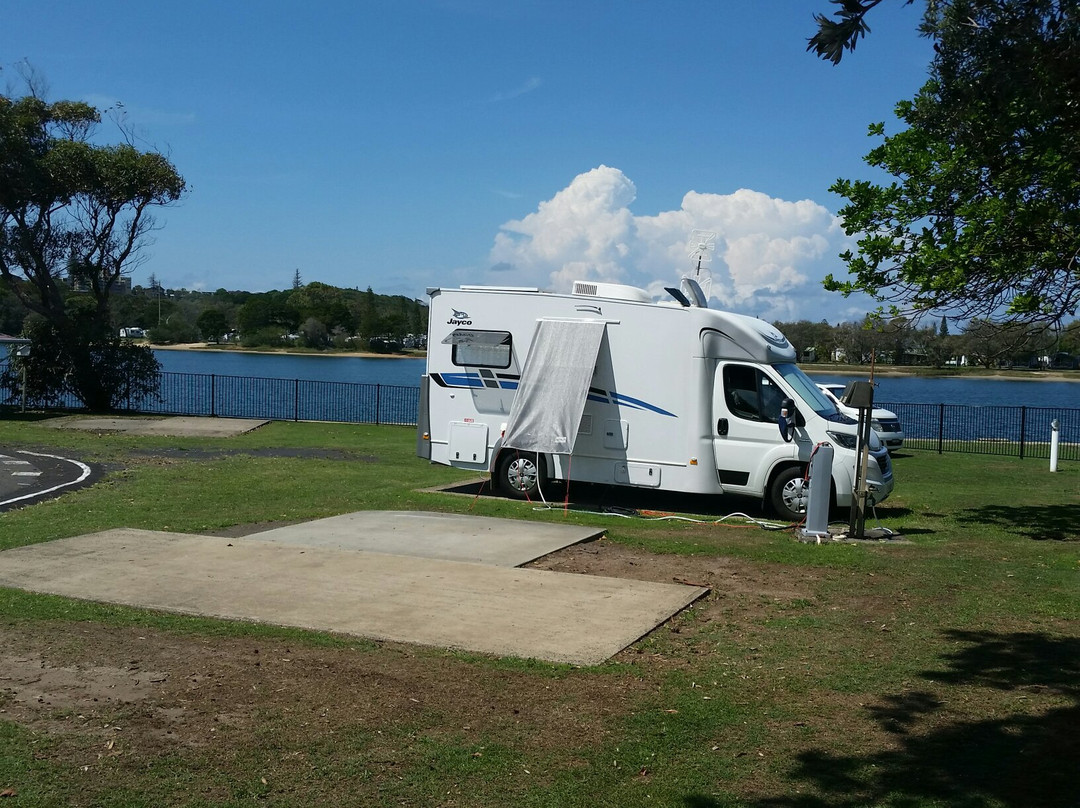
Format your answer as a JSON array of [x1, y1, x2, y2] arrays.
[[488, 166, 862, 322]]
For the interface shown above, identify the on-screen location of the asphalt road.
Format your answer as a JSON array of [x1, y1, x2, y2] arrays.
[[0, 449, 98, 512]]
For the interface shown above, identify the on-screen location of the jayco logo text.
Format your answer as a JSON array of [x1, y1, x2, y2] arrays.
[[447, 308, 473, 325]]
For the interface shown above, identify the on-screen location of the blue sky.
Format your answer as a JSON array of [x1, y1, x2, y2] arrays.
[[4, 1, 934, 322]]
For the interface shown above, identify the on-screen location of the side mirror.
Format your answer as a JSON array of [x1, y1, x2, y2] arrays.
[[778, 398, 797, 442]]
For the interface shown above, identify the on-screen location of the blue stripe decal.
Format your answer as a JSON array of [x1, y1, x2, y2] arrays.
[[611, 392, 677, 418], [433, 374, 675, 418], [441, 372, 484, 388]]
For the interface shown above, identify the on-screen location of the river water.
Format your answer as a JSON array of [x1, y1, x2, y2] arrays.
[[153, 350, 1077, 409]]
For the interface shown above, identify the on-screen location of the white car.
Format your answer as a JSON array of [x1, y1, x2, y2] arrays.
[[817, 383, 905, 451]]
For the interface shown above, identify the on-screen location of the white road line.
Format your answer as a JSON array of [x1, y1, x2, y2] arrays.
[[11, 472, 42, 477], [0, 451, 93, 508]]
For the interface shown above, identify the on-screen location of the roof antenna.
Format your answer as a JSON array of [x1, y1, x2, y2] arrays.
[[682, 229, 716, 306]]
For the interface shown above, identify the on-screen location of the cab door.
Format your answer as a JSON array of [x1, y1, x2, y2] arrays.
[[711, 362, 796, 494]]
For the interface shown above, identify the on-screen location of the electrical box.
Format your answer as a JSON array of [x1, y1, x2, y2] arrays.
[[841, 380, 874, 409]]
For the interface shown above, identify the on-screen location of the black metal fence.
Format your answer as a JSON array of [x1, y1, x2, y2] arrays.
[[879, 402, 1080, 462], [0, 366, 420, 427], [2, 362, 1077, 461]]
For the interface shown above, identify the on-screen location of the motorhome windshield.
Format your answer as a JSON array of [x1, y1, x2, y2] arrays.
[[773, 363, 841, 418]]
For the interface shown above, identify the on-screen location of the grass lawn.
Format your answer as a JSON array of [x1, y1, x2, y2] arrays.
[[0, 414, 1077, 807]]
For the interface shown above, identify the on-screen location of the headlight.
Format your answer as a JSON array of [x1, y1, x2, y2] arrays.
[[826, 430, 857, 450]]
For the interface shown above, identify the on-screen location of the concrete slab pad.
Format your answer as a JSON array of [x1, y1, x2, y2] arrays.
[[0, 530, 707, 665], [46, 416, 163, 432], [125, 417, 268, 437], [44, 415, 268, 437], [247, 511, 604, 566]]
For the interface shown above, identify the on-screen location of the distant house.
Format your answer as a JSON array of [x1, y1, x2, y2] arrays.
[[69, 272, 132, 294]]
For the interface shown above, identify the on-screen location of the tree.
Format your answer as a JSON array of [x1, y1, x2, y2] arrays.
[[960, 318, 1049, 368], [288, 282, 354, 333], [237, 291, 298, 334], [196, 307, 229, 342], [298, 316, 329, 348], [919, 323, 952, 367], [773, 319, 837, 362], [0, 280, 25, 334], [0, 81, 186, 409], [823, 0, 1080, 329], [10, 301, 161, 407], [808, 0, 918, 64]]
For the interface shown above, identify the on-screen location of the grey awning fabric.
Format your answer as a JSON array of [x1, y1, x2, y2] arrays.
[[501, 319, 606, 455]]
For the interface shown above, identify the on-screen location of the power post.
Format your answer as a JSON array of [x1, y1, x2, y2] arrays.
[[843, 380, 875, 540]]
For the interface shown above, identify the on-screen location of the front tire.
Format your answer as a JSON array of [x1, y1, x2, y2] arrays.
[[494, 451, 545, 500], [768, 465, 809, 522]]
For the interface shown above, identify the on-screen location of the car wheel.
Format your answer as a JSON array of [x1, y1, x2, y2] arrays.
[[495, 451, 544, 500], [768, 465, 809, 522]]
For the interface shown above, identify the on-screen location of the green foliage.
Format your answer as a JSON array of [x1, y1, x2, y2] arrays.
[[196, 304, 230, 339], [147, 316, 198, 345], [196, 307, 229, 342], [298, 316, 329, 348], [0, 82, 184, 408], [2, 308, 161, 409], [961, 318, 1054, 368], [240, 326, 289, 348], [290, 282, 354, 334], [826, 0, 1080, 328], [808, 0, 915, 64], [0, 280, 25, 333], [237, 291, 299, 334]]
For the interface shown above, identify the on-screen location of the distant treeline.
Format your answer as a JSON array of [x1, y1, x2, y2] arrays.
[[774, 316, 1080, 369], [0, 280, 428, 352]]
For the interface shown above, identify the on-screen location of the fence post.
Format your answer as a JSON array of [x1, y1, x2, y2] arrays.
[[937, 403, 945, 454], [210, 374, 216, 417], [375, 384, 381, 425], [1019, 406, 1026, 459], [294, 379, 300, 422]]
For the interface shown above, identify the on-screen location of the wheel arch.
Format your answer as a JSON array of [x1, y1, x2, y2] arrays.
[[764, 460, 838, 511]]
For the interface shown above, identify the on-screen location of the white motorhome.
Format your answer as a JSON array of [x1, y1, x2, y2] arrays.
[[417, 281, 894, 520]]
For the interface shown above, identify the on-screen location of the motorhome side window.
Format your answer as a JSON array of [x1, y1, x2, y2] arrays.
[[451, 330, 512, 369], [723, 365, 784, 423]]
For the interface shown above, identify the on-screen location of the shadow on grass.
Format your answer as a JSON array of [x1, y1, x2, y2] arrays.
[[438, 479, 776, 520], [746, 630, 1080, 808], [956, 503, 1080, 541], [0, 409, 58, 422]]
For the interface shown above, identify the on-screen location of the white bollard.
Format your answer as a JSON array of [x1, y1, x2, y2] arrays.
[[1050, 419, 1059, 472]]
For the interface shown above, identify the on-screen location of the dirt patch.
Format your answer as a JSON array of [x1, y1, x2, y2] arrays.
[[529, 538, 811, 594], [0, 539, 813, 751], [0, 619, 646, 760]]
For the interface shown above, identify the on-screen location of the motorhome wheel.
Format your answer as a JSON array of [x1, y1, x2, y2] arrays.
[[495, 452, 544, 500], [769, 466, 808, 522]]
